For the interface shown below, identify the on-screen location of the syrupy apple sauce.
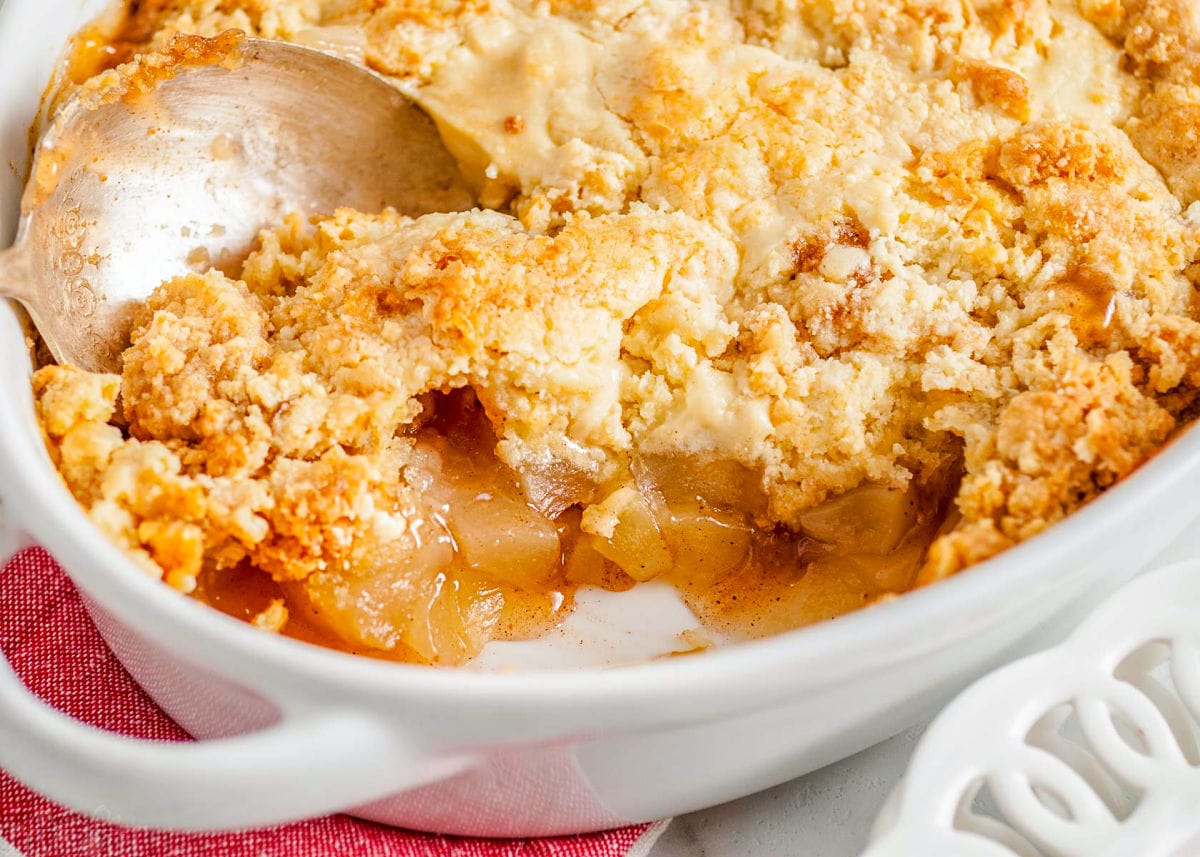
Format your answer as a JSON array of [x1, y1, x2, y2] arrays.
[[193, 388, 951, 664]]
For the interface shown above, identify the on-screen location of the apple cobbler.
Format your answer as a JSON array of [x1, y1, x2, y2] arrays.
[[31, 0, 1200, 664]]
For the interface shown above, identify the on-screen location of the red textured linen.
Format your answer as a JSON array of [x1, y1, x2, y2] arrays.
[[0, 547, 652, 857]]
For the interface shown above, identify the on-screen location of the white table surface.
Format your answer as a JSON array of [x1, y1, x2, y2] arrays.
[[649, 725, 926, 857]]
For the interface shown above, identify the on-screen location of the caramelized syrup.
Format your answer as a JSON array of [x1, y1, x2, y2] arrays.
[[1059, 265, 1119, 347]]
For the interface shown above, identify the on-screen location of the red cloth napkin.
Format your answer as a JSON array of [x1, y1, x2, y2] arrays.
[[0, 547, 658, 857]]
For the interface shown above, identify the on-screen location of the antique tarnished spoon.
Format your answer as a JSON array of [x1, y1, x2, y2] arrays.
[[0, 34, 471, 373]]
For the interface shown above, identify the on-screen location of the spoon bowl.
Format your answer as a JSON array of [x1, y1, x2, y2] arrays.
[[0, 33, 471, 373]]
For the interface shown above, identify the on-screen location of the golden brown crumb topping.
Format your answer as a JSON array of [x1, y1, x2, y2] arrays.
[[30, 0, 1200, 660]]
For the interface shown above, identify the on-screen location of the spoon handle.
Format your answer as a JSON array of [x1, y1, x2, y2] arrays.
[[0, 240, 32, 306], [0, 237, 120, 372]]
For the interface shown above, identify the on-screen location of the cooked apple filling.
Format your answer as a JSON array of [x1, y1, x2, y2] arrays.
[[33, 206, 950, 662], [31, 0, 1200, 663]]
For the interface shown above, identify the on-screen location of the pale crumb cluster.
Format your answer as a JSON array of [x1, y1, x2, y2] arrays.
[[34, 0, 1200, 611]]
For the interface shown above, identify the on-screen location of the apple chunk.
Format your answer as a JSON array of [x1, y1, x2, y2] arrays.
[[796, 484, 918, 554]]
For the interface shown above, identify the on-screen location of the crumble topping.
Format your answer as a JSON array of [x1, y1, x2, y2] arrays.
[[31, 0, 1200, 658]]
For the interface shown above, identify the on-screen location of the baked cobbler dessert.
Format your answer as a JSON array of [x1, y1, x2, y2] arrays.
[[29, 0, 1200, 664]]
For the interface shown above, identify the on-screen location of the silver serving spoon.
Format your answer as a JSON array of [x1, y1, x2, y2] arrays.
[[0, 35, 472, 374]]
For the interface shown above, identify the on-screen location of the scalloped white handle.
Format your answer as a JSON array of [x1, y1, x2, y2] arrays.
[[866, 559, 1200, 857], [0, 507, 474, 831]]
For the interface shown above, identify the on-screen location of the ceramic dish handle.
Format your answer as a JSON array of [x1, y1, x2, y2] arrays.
[[0, 507, 473, 831], [865, 559, 1200, 857]]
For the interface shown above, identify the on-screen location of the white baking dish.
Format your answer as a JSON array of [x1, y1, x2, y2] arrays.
[[1, 0, 1198, 836]]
